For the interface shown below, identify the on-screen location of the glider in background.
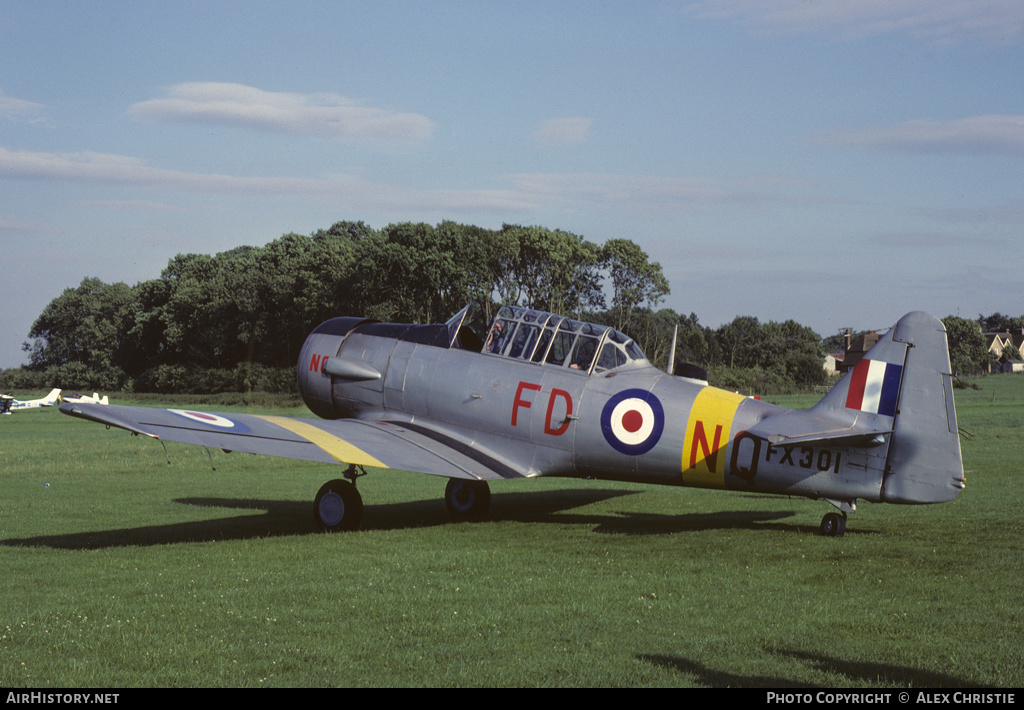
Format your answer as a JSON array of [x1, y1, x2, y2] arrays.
[[62, 392, 110, 405]]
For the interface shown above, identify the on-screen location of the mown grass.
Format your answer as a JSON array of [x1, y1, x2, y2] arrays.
[[1, 379, 1022, 687]]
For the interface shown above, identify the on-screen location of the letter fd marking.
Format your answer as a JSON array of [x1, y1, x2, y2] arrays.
[[545, 388, 573, 436], [512, 382, 574, 436], [512, 381, 542, 426]]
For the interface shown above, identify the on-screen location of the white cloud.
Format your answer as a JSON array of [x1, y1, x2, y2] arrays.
[[506, 172, 810, 210], [0, 146, 821, 218], [0, 216, 49, 236], [130, 82, 434, 143], [823, 115, 1024, 156], [532, 117, 593, 146], [0, 146, 534, 213], [685, 0, 1024, 44], [80, 199, 190, 213], [0, 89, 44, 123], [931, 201, 1024, 226]]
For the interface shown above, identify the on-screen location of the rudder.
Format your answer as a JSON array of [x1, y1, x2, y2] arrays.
[[880, 311, 965, 503]]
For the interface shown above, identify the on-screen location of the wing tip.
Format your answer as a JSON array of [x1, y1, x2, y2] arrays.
[[60, 402, 160, 439]]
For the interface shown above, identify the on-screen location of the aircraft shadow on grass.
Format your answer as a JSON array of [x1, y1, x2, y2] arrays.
[[638, 648, 985, 688], [2, 487, 795, 550]]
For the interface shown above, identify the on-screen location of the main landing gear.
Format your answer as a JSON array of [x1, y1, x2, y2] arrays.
[[313, 468, 493, 531], [444, 479, 491, 521], [820, 499, 855, 537], [820, 512, 846, 537], [313, 465, 366, 532]]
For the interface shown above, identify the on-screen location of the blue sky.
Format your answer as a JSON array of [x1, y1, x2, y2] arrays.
[[2, 1, 1023, 368]]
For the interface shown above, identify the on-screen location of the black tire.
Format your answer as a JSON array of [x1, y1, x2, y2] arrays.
[[820, 512, 846, 537], [313, 479, 363, 531], [444, 479, 491, 521]]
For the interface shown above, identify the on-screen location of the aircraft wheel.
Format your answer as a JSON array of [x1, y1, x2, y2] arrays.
[[444, 479, 491, 521], [820, 512, 846, 537], [314, 479, 363, 532]]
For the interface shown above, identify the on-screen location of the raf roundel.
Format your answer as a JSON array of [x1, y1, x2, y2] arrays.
[[600, 389, 665, 455], [169, 409, 251, 433]]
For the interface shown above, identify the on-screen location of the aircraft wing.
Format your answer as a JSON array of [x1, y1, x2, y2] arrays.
[[59, 403, 525, 481]]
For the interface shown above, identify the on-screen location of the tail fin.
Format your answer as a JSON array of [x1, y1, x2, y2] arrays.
[[879, 312, 964, 503], [747, 312, 965, 504], [815, 311, 965, 503]]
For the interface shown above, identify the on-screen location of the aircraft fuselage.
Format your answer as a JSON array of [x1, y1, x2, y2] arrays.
[[298, 319, 887, 506]]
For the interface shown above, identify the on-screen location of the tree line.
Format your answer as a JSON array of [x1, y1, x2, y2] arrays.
[[5, 221, 674, 393], [1, 220, 1012, 395]]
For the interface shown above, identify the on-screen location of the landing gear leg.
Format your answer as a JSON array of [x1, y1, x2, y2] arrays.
[[820, 498, 855, 537], [444, 479, 491, 521], [313, 465, 367, 532]]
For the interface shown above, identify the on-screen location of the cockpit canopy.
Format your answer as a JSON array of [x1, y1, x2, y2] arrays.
[[446, 302, 648, 375]]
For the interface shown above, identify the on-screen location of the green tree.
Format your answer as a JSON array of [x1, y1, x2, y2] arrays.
[[977, 312, 1024, 334], [26, 277, 136, 377], [157, 252, 222, 366], [942, 315, 989, 376], [492, 225, 604, 316], [120, 277, 170, 377], [701, 315, 824, 390], [17, 218, 715, 394], [759, 319, 826, 387], [599, 239, 670, 331], [714, 315, 763, 369], [352, 222, 469, 323], [293, 222, 367, 333]]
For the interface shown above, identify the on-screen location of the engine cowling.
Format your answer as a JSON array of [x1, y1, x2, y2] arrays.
[[296, 317, 372, 419]]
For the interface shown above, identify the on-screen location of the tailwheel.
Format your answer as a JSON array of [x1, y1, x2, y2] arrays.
[[444, 479, 491, 521], [820, 498, 855, 537], [820, 512, 846, 537], [314, 478, 364, 531]]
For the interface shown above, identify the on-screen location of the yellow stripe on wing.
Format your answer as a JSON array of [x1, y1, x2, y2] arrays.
[[257, 416, 388, 468]]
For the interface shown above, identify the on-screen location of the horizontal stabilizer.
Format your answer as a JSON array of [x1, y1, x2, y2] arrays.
[[744, 410, 891, 448]]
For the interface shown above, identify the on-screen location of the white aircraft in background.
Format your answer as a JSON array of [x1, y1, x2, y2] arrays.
[[62, 392, 109, 405], [1, 388, 62, 414]]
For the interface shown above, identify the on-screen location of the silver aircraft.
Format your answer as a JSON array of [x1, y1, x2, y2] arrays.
[[60, 303, 964, 536]]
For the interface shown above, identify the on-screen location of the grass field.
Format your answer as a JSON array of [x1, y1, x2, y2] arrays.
[[1, 378, 1022, 687]]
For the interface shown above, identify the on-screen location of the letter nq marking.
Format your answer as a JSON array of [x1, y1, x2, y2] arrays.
[[310, 353, 330, 373], [682, 388, 745, 488]]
